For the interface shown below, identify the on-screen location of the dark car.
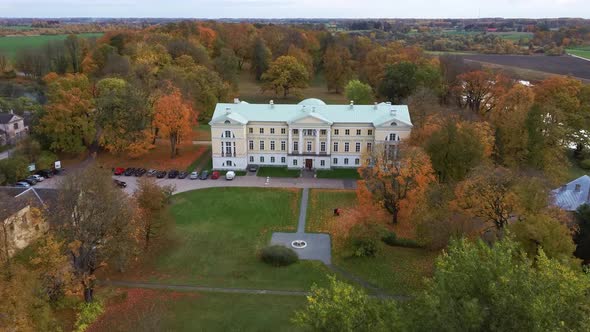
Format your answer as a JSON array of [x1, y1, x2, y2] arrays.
[[248, 164, 259, 172], [19, 178, 37, 186], [168, 170, 179, 179], [156, 170, 167, 178], [134, 168, 147, 177], [113, 179, 127, 188], [199, 170, 209, 180], [36, 169, 53, 178], [178, 171, 188, 179], [124, 168, 135, 176]]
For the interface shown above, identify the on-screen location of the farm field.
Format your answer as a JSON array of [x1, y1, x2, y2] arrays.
[[0, 32, 103, 58], [460, 54, 590, 80], [567, 47, 590, 60]]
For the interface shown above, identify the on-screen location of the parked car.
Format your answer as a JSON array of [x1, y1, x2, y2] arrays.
[[211, 171, 220, 180], [189, 171, 199, 180], [19, 178, 36, 186], [36, 170, 53, 178], [199, 170, 209, 180], [26, 176, 39, 184], [134, 168, 147, 177], [14, 182, 30, 188], [156, 171, 167, 178], [225, 171, 236, 181], [168, 169, 179, 179], [178, 171, 188, 179], [248, 164, 258, 172], [124, 168, 135, 176], [113, 179, 127, 188], [146, 169, 157, 177], [114, 167, 125, 175], [31, 174, 44, 182]]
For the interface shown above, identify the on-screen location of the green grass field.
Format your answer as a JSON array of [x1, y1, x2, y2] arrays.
[[91, 290, 306, 332], [567, 47, 590, 60], [257, 166, 301, 178], [0, 33, 103, 58], [142, 187, 331, 290], [306, 189, 437, 295], [237, 70, 348, 105]]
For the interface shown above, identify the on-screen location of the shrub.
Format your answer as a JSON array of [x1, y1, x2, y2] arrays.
[[580, 159, 590, 170], [260, 245, 299, 267], [382, 231, 422, 248], [74, 301, 104, 332], [348, 223, 385, 257]]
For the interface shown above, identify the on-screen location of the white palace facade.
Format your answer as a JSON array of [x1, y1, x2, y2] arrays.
[[209, 98, 413, 171]]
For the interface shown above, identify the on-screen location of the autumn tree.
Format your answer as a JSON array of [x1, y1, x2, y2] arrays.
[[222, 23, 256, 70], [95, 77, 152, 156], [359, 143, 435, 224], [293, 276, 402, 332], [453, 166, 517, 233], [426, 120, 486, 183], [323, 45, 354, 93], [53, 166, 137, 302], [31, 233, 75, 303], [153, 85, 195, 158], [251, 37, 272, 81], [134, 178, 174, 250], [345, 80, 373, 105], [64, 34, 84, 73], [409, 237, 590, 332], [214, 48, 240, 87], [454, 70, 512, 115], [261, 56, 310, 98], [38, 73, 95, 153]]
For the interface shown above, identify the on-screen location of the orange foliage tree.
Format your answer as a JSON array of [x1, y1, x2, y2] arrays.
[[358, 143, 435, 224], [454, 70, 512, 115], [153, 84, 195, 158]]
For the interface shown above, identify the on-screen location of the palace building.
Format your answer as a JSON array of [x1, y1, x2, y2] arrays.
[[209, 98, 412, 170]]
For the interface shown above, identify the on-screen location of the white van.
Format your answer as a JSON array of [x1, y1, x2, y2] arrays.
[[225, 171, 236, 180]]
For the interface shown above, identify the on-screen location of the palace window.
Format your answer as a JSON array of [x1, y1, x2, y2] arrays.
[[334, 129, 339, 135], [226, 160, 233, 166], [293, 129, 299, 134], [356, 129, 361, 135], [368, 129, 373, 136], [293, 141, 299, 151], [320, 129, 327, 135], [281, 141, 286, 151], [345, 129, 350, 135], [270, 141, 275, 151], [249, 128, 253, 134], [355, 142, 361, 153], [307, 141, 312, 152], [333, 158, 338, 164], [344, 142, 350, 152], [320, 160, 325, 167], [367, 142, 372, 152], [281, 157, 286, 163], [320, 142, 326, 152], [293, 160, 298, 166], [271, 157, 275, 163], [260, 156, 265, 162], [344, 158, 349, 165], [249, 140, 254, 150], [259, 141, 265, 150], [355, 158, 360, 165], [281, 128, 286, 134], [250, 156, 254, 162], [270, 128, 275, 134], [333, 142, 338, 152], [389, 133, 396, 141]]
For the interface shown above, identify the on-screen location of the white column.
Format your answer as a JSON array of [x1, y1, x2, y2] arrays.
[[298, 129, 303, 154], [327, 128, 331, 154], [315, 129, 320, 155], [288, 127, 293, 154]]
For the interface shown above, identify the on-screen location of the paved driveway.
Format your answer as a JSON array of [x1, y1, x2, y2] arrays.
[[34, 173, 357, 194]]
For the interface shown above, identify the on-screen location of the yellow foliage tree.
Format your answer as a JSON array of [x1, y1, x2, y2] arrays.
[[153, 84, 195, 158]]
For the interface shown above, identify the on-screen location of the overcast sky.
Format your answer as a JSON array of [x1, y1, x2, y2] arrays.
[[0, 0, 588, 18]]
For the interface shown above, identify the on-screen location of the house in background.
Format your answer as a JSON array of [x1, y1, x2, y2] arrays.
[[0, 187, 56, 259], [209, 98, 412, 171], [552, 175, 590, 212], [0, 111, 28, 146]]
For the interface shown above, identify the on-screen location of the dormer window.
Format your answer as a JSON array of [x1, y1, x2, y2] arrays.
[[224, 120, 231, 124], [390, 122, 398, 126]]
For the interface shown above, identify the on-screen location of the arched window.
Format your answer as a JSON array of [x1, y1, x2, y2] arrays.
[[224, 120, 231, 124], [390, 122, 398, 126]]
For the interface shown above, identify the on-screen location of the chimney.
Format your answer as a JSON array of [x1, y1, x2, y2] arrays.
[[374, 102, 378, 110], [386, 101, 392, 105], [270, 100, 274, 108], [233, 98, 240, 104], [225, 107, 232, 114], [575, 184, 582, 192], [349, 100, 354, 109]]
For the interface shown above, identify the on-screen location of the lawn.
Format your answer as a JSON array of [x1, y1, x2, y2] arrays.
[[118, 187, 332, 291], [191, 123, 211, 141], [237, 70, 348, 105], [257, 166, 301, 178], [316, 168, 361, 179], [185, 146, 212, 172], [89, 288, 306, 332], [306, 189, 437, 295], [0, 33, 103, 59]]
